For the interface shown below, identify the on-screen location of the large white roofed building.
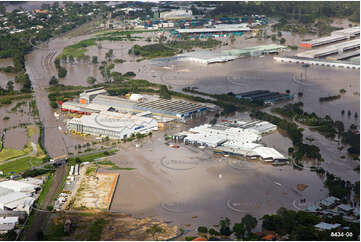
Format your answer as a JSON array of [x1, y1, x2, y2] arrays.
[[0, 180, 39, 193], [67, 111, 158, 140]]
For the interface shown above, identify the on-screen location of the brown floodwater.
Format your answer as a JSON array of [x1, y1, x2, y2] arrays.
[[108, 130, 330, 232], [20, 26, 359, 230], [3, 127, 27, 150]]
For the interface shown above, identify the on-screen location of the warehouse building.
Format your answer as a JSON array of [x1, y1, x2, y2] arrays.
[[62, 89, 209, 121], [274, 56, 360, 69], [173, 24, 251, 38], [222, 44, 288, 57], [66, 111, 158, 140], [179, 122, 286, 163], [135, 99, 208, 120], [79, 88, 107, 104], [176, 51, 239, 64], [296, 39, 360, 58], [0, 180, 39, 193], [299, 27, 360, 48], [221, 119, 277, 134], [235, 90, 293, 104], [247, 147, 287, 162], [331, 26, 360, 38], [0, 179, 42, 214], [0, 216, 19, 234], [299, 35, 347, 48]]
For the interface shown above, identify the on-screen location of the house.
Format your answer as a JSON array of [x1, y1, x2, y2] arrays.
[[314, 222, 341, 231], [337, 204, 354, 215], [318, 196, 340, 209]]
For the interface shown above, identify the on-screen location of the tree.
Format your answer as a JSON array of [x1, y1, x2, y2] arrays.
[[198, 226, 208, 234], [0, 3, 6, 15], [92, 56, 98, 64], [58, 67, 67, 78], [339, 88, 346, 94], [159, 85, 171, 100], [233, 223, 245, 240], [280, 38, 286, 44], [208, 228, 219, 236], [49, 76, 59, 86], [241, 214, 257, 234], [6, 81, 14, 92], [68, 56, 75, 64], [334, 120, 344, 135], [146, 224, 164, 240], [87, 77, 96, 85], [219, 217, 232, 236], [61, 55, 67, 64]]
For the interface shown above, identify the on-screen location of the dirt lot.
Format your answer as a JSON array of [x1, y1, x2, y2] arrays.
[[45, 212, 178, 241], [72, 165, 118, 210]]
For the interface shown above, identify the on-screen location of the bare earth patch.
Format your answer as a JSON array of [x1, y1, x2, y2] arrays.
[[296, 184, 309, 192], [73, 169, 118, 210]]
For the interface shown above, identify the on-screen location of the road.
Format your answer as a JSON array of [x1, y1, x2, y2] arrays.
[[23, 164, 67, 241]]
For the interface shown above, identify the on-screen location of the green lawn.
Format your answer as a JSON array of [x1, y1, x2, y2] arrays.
[[68, 150, 117, 164], [36, 173, 54, 206], [0, 156, 43, 174], [27, 125, 38, 137], [0, 148, 26, 162]]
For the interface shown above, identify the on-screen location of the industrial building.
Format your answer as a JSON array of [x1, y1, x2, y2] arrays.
[[61, 91, 209, 121], [220, 119, 277, 135], [235, 90, 293, 104], [222, 44, 288, 57], [274, 56, 360, 70], [0, 179, 42, 214], [314, 222, 341, 231], [327, 49, 360, 61], [173, 24, 251, 38], [299, 26, 360, 48], [176, 51, 239, 64], [66, 111, 159, 140], [79, 88, 107, 104], [177, 120, 287, 163], [134, 99, 208, 119], [172, 44, 288, 64], [0, 216, 19, 234], [296, 39, 360, 58], [331, 26, 360, 38], [299, 35, 348, 48]]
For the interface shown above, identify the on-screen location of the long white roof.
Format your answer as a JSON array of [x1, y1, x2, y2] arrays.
[[176, 26, 250, 33], [0, 180, 38, 192], [67, 111, 157, 133], [0, 192, 30, 206], [252, 147, 285, 159], [0, 216, 19, 224]]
